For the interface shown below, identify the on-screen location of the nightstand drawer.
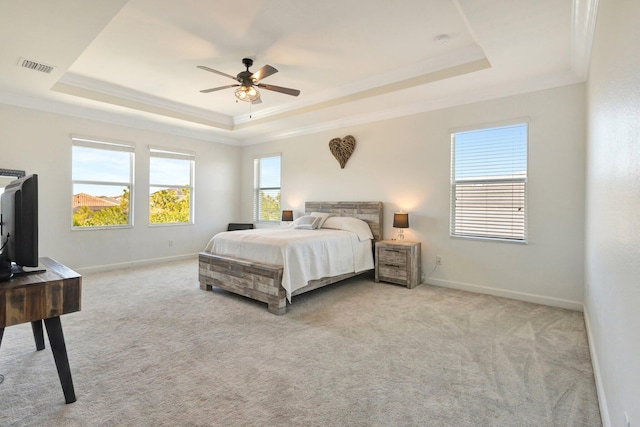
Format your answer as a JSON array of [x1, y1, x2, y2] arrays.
[[378, 248, 408, 268], [378, 266, 407, 281]]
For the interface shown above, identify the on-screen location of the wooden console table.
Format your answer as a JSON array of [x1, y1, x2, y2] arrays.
[[0, 257, 81, 404]]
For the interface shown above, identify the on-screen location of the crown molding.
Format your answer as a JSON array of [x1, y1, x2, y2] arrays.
[[572, 0, 600, 80], [1, 66, 582, 148], [234, 59, 491, 132], [52, 73, 234, 130], [234, 44, 488, 125], [50, 45, 488, 133], [0, 90, 237, 145], [238, 70, 583, 146]]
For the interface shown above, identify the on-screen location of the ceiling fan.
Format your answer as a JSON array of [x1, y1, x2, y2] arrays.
[[197, 58, 301, 104]]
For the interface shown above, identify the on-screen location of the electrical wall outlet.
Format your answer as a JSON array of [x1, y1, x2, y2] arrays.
[[168, 240, 174, 247], [436, 255, 442, 265]]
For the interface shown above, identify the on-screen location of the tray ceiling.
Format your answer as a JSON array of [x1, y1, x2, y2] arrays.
[[0, 0, 597, 145]]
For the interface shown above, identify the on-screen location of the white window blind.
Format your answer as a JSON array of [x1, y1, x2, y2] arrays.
[[253, 154, 281, 222], [450, 123, 528, 242]]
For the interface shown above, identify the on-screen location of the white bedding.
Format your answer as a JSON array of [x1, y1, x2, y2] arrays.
[[204, 227, 374, 300]]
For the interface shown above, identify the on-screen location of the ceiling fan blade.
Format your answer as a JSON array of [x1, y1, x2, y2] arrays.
[[197, 65, 237, 81], [257, 83, 300, 97], [200, 84, 239, 93], [251, 65, 278, 82]]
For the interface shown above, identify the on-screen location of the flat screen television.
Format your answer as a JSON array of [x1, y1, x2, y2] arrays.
[[0, 173, 43, 280]]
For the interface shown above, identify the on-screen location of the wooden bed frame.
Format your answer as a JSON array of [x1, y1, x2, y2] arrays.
[[199, 201, 383, 314]]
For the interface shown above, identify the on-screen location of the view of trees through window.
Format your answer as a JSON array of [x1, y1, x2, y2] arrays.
[[149, 188, 190, 224], [72, 138, 134, 228], [149, 148, 194, 225], [71, 139, 194, 228], [73, 188, 130, 227], [254, 155, 281, 222], [258, 190, 280, 221], [71, 186, 191, 227]]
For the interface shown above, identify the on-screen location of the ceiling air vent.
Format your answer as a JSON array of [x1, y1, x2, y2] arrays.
[[18, 57, 55, 74]]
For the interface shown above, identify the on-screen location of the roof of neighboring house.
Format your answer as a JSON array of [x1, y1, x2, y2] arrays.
[[73, 193, 119, 209]]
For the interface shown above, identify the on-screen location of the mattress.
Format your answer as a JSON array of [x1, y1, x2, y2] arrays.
[[204, 227, 374, 300]]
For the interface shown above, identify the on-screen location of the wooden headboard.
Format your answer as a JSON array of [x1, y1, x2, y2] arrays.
[[304, 201, 383, 241]]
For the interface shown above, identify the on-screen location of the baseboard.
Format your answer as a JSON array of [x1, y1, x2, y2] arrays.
[[583, 306, 611, 427], [74, 253, 198, 275], [425, 277, 583, 311]]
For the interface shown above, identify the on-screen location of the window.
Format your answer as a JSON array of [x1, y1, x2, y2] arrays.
[[450, 123, 528, 242], [72, 136, 134, 228], [149, 147, 194, 225], [253, 154, 281, 222]]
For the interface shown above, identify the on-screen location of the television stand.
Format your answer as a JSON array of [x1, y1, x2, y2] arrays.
[[0, 257, 81, 404]]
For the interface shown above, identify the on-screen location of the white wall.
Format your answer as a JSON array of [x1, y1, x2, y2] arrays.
[[241, 83, 586, 309], [0, 104, 240, 272], [585, 0, 640, 425]]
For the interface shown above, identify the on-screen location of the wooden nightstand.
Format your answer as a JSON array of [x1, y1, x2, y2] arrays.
[[375, 240, 421, 288]]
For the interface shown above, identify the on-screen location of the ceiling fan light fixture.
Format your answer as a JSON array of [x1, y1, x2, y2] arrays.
[[199, 58, 299, 103], [235, 85, 260, 102]]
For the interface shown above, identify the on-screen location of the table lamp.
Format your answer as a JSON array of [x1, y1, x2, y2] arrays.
[[393, 212, 409, 240], [281, 210, 293, 223]]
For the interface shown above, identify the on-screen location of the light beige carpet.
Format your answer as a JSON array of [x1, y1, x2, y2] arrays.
[[0, 258, 601, 426]]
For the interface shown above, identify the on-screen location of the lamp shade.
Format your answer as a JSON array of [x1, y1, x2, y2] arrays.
[[393, 212, 409, 228], [281, 210, 294, 222]]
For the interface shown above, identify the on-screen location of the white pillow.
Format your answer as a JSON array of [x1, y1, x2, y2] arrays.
[[310, 212, 335, 228], [292, 215, 321, 230], [321, 216, 374, 241]]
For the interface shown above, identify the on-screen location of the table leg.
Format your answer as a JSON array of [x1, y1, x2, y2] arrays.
[[31, 320, 45, 351], [0, 327, 4, 348], [43, 316, 76, 404]]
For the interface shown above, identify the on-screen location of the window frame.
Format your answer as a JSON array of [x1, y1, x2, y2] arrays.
[[71, 136, 135, 230], [449, 122, 528, 243], [148, 146, 195, 227], [253, 153, 282, 223]]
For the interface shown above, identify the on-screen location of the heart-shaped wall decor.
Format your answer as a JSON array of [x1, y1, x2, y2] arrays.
[[329, 135, 356, 169]]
